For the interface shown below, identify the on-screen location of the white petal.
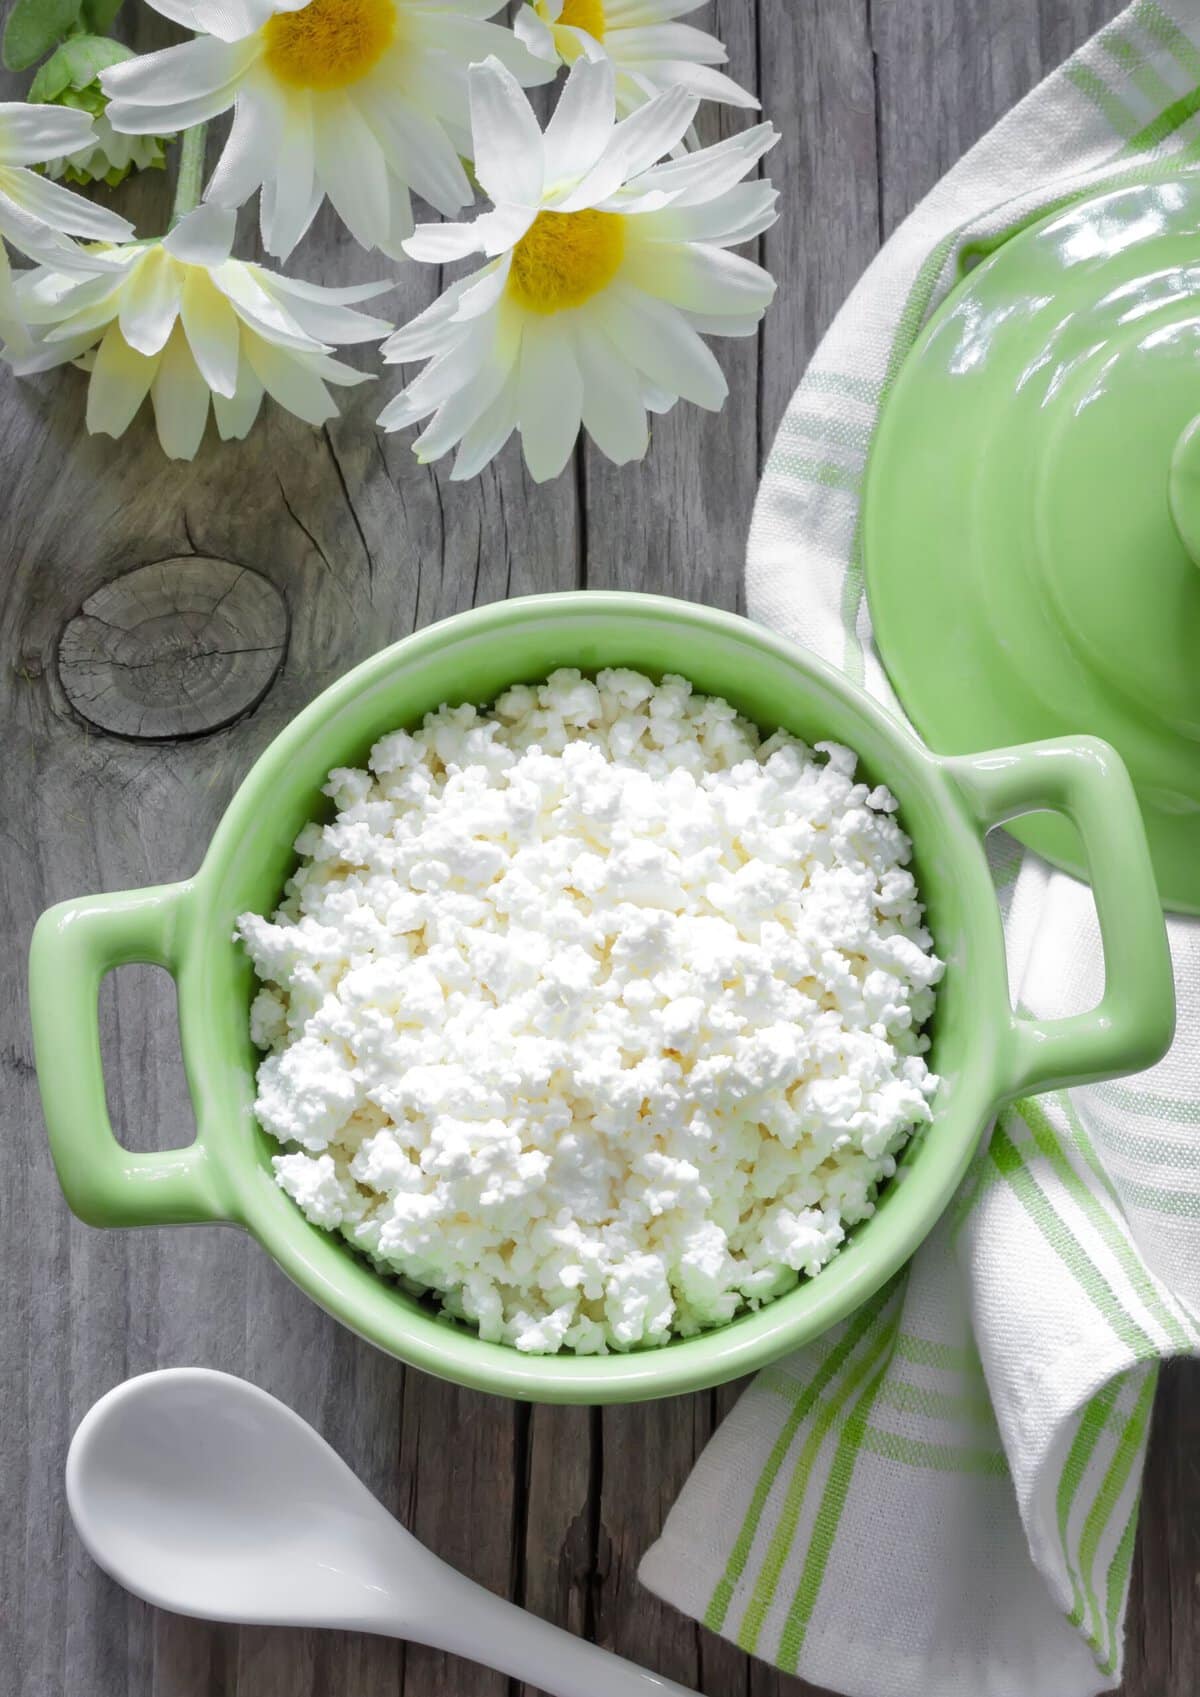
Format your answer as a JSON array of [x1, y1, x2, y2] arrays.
[[635, 60, 759, 108], [205, 83, 281, 207], [641, 377, 674, 412], [632, 122, 779, 205], [212, 260, 321, 350], [575, 326, 647, 463], [0, 104, 95, 167], [0, 242, 29, 356], [402, 218, 482, 264], [303, 350, 372, 387], [551, 84, 696, 210], [180, 269, 240, 395], [450, 365, 519, 478], [554, 24, 605, 65], [13, 264, 94, 316], [260, 93, 316, 259], [517, 317, 581, 482], [314, 95, 391, 252], [409, 299, 518, 454], [25, 265, 126, 329], [243, 336, 338, 425], [101, 37, 254, 108], [103, 82, 244, 136], [87, 322, 158, 436], [257, 276, 391, 344], [358, 91, 471, 218], [380, 271, 481, 361], [8, 329, 99, 373], [0, 194, 127, 270], [595, 284, 726, 408], [638, 180, 779, 246], [163, 203, 237, 266], [408, 356, 503, 458], [409, 15, 557, 86], [148, 0, 300, 44], [468, 56, 545, 209], [606, 0, 706, 20], [411, 0, 514, 14], [394, 48, 471, 148], [404, 201, 533, 263], [267, 271, 394, 307], [0, 165, 132, 242], [513, 5, 559, 63], [378, 315, 494, 427], [607, 22, 726, 62], [377, 173, 413, 259], [452, 255, 511, 321], [213, 359, 264, 438], [542, 56, 616, 190], [116, 248, 182, 357], [623, 238, 774, 316], [43, 287, 126, 343], [151, 326, 211, 458], [683, 310, 762, 337]]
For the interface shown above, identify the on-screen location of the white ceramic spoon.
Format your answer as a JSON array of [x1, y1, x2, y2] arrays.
[[67, 1368, 697, 1697]]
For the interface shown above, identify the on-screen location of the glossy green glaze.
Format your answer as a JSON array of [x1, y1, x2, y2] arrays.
[[28, 594, 1175, 1403], [864, 179, 1200, 914]]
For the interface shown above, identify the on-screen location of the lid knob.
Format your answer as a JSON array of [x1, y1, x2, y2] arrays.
[[1168, 413, 1200, 568]]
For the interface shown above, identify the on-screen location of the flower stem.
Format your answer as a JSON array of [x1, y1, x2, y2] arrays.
[[170, 123, 208, 226]]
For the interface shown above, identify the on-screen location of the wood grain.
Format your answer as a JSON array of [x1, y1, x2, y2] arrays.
[[6, 4, 1195, 1697]]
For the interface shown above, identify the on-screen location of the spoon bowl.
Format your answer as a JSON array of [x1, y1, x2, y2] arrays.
[[67, 1368, 425, 1633]]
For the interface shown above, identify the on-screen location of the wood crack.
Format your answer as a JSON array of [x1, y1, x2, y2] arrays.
[[323, 423, 377, 592]]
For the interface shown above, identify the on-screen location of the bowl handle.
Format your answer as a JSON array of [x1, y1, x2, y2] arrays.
[[942, 737, 1175, 1101], [29, 883, 231, 1228]]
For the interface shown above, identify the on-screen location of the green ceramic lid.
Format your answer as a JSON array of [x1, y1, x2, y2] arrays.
[[864, 177, 1200, 914]]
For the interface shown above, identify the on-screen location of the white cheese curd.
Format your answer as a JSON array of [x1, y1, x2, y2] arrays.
[[237, 668, 943, 1354]]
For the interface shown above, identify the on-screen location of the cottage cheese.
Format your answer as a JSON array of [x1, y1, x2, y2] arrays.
[[237, 668, 942, 1354]]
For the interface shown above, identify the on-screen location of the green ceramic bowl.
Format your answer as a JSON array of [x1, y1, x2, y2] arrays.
[[29, 593, 1174, 1403]]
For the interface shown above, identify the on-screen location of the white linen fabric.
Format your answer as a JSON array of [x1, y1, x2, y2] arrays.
[[639, 6, 1200, 1692]]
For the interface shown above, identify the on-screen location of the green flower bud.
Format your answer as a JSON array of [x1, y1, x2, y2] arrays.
[[29, 35, 173, 188]]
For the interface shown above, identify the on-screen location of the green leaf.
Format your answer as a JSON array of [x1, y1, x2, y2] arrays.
[[1, 0, 83, 71], [79, 0, 123, 33]]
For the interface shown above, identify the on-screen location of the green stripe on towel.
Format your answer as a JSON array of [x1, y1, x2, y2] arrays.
[[704, 1280, 896, 1634], [989, 1122, 1158, 1357]]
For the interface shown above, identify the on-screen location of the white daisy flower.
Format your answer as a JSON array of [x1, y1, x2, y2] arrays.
[[377, 54, 778, 482], [100, 0, 555, 261], [0, 102, 134, 351], [6, 203, 392, 460], [515, 0, 757, 114]]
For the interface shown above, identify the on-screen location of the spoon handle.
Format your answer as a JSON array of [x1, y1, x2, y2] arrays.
[[416, 1568, 699, 1697]]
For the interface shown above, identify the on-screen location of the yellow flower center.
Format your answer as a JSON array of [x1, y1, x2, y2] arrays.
[[558, 0, 605, 38], [537, 0, 605, 41], [262, 0, 397, 90], [508, 209, 625, 314]]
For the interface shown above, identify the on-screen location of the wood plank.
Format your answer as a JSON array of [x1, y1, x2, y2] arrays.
[[580, 0, 760, 608], [1121, 1357, 1200, 1697], [757, 0, 880, 449]]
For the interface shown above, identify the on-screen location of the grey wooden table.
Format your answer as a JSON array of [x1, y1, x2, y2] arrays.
[[4, 3, 1198, 1694]]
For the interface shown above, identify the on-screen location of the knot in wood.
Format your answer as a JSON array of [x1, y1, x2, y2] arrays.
[[58, 557, 288, 741]]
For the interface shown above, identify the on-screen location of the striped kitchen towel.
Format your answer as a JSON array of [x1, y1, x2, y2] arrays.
[[639, 6, 1200, 1695]]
